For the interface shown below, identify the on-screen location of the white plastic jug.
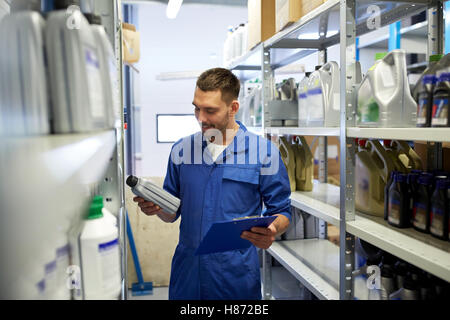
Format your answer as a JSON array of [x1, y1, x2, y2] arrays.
[[80, 201, 121, 300], [0, 11, 49, 136], [357, 50, 417, 127], [90, 18, 120, 129], [297, 73, 310, 127], [45, 10, 108, 133], [306, 62, 341, 127]]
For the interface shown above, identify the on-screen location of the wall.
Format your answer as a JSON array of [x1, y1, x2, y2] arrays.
[[135, 2, 248, 177]]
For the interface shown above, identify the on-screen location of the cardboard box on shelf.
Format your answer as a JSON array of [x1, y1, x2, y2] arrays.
[[248, 0, 276, 51], [304, 136, 340, 184], [276, 0, 302, 32], [122, 22, 140, 64], [301, 0, 326, 17], [414, 141, 450, 172]]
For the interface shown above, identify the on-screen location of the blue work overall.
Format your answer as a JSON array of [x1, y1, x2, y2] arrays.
[[163, 121, 291, 300]]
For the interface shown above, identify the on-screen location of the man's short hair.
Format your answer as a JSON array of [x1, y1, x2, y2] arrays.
[[196, 68, 240, 105]]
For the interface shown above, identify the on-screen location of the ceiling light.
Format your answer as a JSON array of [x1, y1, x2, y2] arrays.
[[166, 0, 183, 19]]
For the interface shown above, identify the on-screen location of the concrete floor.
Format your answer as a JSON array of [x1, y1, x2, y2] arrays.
[[127, 266, 316, 300]]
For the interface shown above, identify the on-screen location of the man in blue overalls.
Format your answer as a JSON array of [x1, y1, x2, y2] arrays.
[[133, 68, 291, 300]]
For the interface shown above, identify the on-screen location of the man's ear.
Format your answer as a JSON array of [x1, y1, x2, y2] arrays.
[[230, 100, 239, 116]]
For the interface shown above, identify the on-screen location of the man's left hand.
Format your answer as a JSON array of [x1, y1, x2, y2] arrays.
[[240, 224, 277, 250]]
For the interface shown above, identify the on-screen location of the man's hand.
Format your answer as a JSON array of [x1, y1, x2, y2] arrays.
[[133, 197, 177, 223], [133, 196, 162, 216], [240, 224, 277, 250]]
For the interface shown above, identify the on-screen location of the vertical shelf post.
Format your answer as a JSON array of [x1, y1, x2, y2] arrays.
[[339, 0, 356, 300], [427, 1, 444, 171]]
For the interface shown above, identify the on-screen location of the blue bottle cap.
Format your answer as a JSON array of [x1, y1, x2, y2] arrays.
[[438, 72, 450, 82], [422, 75, 437, 85]]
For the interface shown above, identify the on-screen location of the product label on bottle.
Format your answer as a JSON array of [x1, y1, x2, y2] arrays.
[[98, 238, 120, 294], [430, 206, 444, 237], [412, 202, 428, 230], [84, 47, 105, 120], [388, 197, 401, 225], [431, 98, 448, 126], [417, 99, 428, 125]]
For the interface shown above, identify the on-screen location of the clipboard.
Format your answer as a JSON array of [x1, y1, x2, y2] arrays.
[[195, 215, 277, 255]]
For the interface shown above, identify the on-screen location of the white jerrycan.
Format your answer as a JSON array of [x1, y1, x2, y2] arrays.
[[45, 9, 107, 133], [357, 50, 417, 127], [88, 15, 120, 129], [297, 72, 310, 127], [0, 11, 49, 136], [306, 62, 341, 127]]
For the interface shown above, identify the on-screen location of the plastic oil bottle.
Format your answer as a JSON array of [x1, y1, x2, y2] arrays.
[[85, 13, 120, 129], [383, 140, 409, 173], [389, 140, 423, 171], [355, 139, 387, 216], [414, 54, 443, 127], [387, 173, 410, 228], [279, 136, 296, 192], [412, 173, 434, 233], [430, 179, 449, 240], [357, 50, 417, 127], [79, 199, 121, 300], [0, 4, 50, 136], [45, 1, 108, 133], [431, 72, 450, 127], [293, 136, 314, 192], [298, 72, 311, 127], [306, 62, 341, 127]]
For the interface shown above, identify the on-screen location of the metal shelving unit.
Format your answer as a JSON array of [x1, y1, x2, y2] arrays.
[[229, 0, 449, 300]]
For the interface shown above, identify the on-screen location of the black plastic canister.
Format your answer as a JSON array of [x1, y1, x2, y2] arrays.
[[412, 174, 433, 233], [430, 179, 449, 240], [388, 174, 410, 228], [407, 173, 420, 218], [431, 72, 450, 127], [417, 75, 438, 127]]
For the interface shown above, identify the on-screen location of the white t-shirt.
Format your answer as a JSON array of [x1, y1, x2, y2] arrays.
[[207, 142, 228, 162]]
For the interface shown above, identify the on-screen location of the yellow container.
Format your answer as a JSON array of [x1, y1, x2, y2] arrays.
[[390, 140, 423, 170], [383, 141, 409, 173], [293, 136, 314, 191], [355, 140, 394, 216], [279, 136, 296, 192]]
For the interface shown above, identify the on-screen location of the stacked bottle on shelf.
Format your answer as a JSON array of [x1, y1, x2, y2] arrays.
[[355, 246, 449, 300], [385, 168, 449, 241], [413, 53, 450, 127], [69, 196, 121, 300], [223, 22, 248, 67], [357, 50, 417, 127], [0, 0, 120, 137], [240, 78, 263, 127], [278, 136, 314, 193], [355, 139, 424, 219], [297, 61, 361, 128]]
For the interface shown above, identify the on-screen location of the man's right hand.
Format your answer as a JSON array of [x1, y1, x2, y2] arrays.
[[133, 197, 162, 216]]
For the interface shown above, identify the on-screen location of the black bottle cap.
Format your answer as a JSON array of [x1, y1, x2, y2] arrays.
[[126, 175, 139, 188], [84, 13, 102, 25], [305, 72, 312, 77], [315, 65, 322, 71], [53, 0, 81, 10]]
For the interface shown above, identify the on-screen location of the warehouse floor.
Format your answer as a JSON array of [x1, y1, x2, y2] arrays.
[[127, 266, 314, 300]]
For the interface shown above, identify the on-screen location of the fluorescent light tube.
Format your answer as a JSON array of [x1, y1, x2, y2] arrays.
[[166, 0, 183, 19]]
